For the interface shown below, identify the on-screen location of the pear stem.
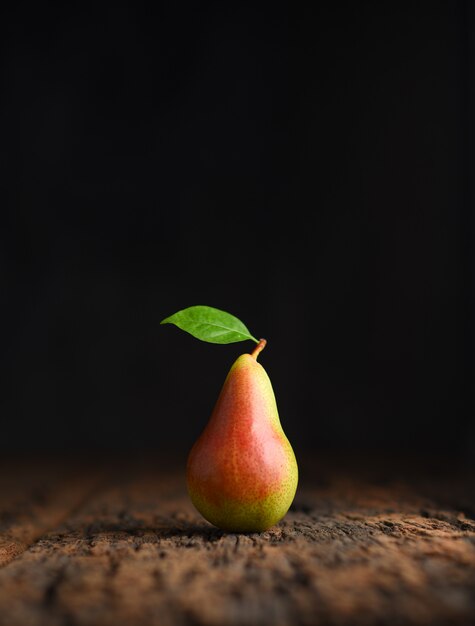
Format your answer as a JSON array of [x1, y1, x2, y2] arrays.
[[251, 338, 267, 360]]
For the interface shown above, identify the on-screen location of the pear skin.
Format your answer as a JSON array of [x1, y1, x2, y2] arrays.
[[186, 340, 298, 532]]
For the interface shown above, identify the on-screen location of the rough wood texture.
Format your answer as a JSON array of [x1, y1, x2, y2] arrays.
[[0, 458, 101, 567], [0, 455, 474, 626]]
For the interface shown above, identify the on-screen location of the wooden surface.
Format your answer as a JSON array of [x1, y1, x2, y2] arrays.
[[0, 454, 474, 626]]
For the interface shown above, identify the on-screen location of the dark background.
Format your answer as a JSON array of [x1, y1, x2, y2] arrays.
[[1, 2, 473, 464]]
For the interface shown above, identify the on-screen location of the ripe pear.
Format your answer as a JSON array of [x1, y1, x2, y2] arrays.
[[187, 339, 298, 532]]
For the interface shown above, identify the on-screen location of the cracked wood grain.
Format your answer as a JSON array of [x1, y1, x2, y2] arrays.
[[0, 456, 473, 626], [0, 456, 104, 567]]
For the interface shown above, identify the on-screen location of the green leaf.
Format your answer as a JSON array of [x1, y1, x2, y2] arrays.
[[160, 305, 259, 344]]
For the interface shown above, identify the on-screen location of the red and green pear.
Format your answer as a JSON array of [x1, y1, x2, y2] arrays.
[[187, 339, 298, 532]]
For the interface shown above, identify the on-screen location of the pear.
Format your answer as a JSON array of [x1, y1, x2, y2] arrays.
[[186, 339, 298, 532]]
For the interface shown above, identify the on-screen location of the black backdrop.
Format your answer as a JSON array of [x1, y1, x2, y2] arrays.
[[1, 2, 473, 463]]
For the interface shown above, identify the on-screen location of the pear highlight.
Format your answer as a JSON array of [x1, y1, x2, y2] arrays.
[[187, 340, 298, 532]]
